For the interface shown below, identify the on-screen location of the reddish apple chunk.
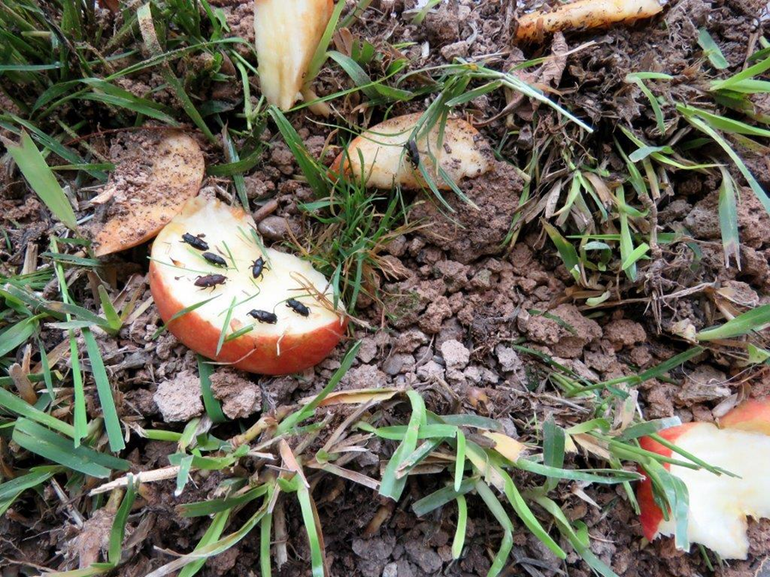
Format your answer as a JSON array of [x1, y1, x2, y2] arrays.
[[149, 197, 346, 375]]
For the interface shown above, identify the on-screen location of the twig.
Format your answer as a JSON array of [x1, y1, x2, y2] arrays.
[[88, 466, 180, 496]]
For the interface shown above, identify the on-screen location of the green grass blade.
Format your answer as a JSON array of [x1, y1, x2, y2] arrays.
[[542, 417, 565, 492], [260, 510, 273, 577], [498, 466, 566, 559], [452, 495, 467, 559], [532, 495, 619, 577], [83, 328, 125, 452], [179, 485, 269, 517], [107, 475, 137, 565], [179, 510, 231, 577], [0, 465, 61, 502], [12, 418, 129, 478], [454, 429, 466, 492], [411, 478, 477, 516], [682, 113, 770, 215], [277, 340, 360, 434], [696, 304, 770, 341], [697, 29, 728, 70], [379, 390, 425, 501], [0, 387, 75, 437], [0, 314, 41, 357], [268, 107, 329, 197], [717, 167, 740, 269], [4, 131, 78, 230], [136, 4, 215, 142], [305, 0, 345, 88], [542, 221, 581, 283], [51, 237, 88, 445], [197, 355, 226, 423], [711, 53, 770, 91], [297, 485, 326, 577]]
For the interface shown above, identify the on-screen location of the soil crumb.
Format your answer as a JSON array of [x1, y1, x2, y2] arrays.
[[153, 370, 204, 422]]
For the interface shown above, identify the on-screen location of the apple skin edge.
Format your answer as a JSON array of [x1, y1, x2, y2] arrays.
[[636, 398, 770, 542], [149, 261, 347, 375], [718, 398, 770, 435], [636, 422, 699, 541]]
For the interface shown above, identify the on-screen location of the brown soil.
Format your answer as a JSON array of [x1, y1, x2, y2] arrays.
[[1, 0, 770, 576]]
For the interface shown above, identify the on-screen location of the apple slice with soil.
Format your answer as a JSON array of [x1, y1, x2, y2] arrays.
[[330, 113, 494, 190], [637, 397, 770, 559], [149, 197, 346, 375], [92, 131, 205, 256]]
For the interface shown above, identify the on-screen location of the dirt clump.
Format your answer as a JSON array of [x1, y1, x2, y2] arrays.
[[409, 161, 523, 264], [209, 368, 262, 419], [603, 319, 647, 350], [518, 304, 602, 358], [153, 370, 204, 422]]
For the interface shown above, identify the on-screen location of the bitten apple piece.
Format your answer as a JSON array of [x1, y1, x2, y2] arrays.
[[637, 398, 770, 559], [93, 131, 204, 256], [149, 197, 346, 375], [330, 113, 493, 190], [516, 0, 664, 43], [254, 0, 333, 110]]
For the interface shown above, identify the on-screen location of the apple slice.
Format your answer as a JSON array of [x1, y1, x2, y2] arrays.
[[329, 113, 493, 190], [149, 197, 346, 375], [254, 0, 333, 111], [516, 0, 664, 43], [93, 131, 204, 256], [637, 398, 770, 559]]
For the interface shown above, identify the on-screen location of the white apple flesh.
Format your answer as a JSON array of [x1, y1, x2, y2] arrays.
[[149, 197, 346, 375], [254, 0, 333, 110]]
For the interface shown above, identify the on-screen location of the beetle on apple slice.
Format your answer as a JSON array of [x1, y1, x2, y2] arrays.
[[92, 131, 205, 256], [330, 113, 494, 190], [637, 397, 770, 559], [149, 197, 346, 375]]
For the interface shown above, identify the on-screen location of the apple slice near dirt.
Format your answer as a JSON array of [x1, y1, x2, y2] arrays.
[[149, 197, 346, 375], [93, 131, 205, 256], [254, 0, 333, 110], [637, 397, 770, 559], [330, 113, 494, 190]]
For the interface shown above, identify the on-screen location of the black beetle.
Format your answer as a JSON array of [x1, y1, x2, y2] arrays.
[[286, 298, 310, 317], [182, 232, 209, 251], [202, 252, 227, 267], [248, 309, 278, 324], [405, 139, 420, 168], [252, 257, 267, 279], [194, 274, 227, 289]]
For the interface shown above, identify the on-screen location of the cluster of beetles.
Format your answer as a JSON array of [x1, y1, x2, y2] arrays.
[[182, 232, 311, 325]]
